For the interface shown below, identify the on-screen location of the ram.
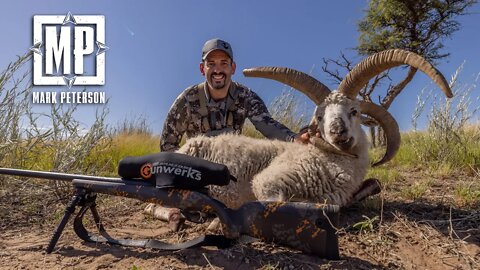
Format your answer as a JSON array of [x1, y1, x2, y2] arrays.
[[176, 49, 452, 209]]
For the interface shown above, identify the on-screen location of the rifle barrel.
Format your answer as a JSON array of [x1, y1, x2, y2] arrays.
[[0, 167, 123, 183]]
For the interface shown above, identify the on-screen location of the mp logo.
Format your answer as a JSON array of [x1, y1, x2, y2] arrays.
[[31, 12, 108, 88]]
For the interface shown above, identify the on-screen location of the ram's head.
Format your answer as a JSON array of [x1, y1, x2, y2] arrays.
[[243, 49, 452, 166], [309, 92, 365, 153]]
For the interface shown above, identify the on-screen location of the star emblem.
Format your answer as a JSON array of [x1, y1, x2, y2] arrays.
[[62, 11, 77, 25], [63, 76, 77, 89], [96, 41, 109, 55], [30, 42, 43, 56]]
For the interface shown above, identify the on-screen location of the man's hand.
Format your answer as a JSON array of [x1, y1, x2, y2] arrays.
[[293, 131, 322, 144], [293, 132, 311, 144]]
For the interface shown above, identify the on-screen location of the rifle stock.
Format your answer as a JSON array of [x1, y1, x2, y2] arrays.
[[73, 179, 340, 258]]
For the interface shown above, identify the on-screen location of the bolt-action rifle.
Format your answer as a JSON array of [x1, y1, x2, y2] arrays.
[[0, 154, 340, 259]]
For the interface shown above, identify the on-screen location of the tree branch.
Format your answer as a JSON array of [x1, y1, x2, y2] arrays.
[[321, 52, 354, 84], [381, 67, 418, 109]]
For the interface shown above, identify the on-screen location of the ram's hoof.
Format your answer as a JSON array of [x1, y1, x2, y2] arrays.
[[167, 209, 186, 231]]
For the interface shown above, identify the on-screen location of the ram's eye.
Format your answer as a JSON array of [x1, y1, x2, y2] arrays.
[[350, 110, 358, 117]]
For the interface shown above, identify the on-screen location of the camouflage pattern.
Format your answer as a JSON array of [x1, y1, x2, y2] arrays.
[[161, 82, 296, 151], [72, 179, 340, 259]]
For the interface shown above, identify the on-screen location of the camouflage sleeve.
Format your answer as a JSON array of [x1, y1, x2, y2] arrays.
[[160, 92, 188, 152], [246, 90, 296, 142]]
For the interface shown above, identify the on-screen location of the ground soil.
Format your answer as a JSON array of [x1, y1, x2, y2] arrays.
[[0, 168, 478, 270]]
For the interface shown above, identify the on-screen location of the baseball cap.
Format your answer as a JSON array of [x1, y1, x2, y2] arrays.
[[201, 38, 233, 60]]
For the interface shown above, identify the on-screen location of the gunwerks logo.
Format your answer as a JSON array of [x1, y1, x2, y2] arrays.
[[30, 12, 107, 104], [140, 162, 202, 181]]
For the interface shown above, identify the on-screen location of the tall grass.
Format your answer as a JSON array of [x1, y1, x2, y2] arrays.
[[110, 114, 152, 136], [396, 63, 480, 173], [91, 130, 159, 177], [242, 88, 309, 138], [0, 53, 161, 176], [0, 53, 34, 167]]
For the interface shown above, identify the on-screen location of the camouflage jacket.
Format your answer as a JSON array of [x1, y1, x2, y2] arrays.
[[160, 81, 296, 152]]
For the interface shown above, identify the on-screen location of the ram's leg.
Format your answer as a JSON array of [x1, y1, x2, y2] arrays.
[[346, 178, 381, 206], [251, 153, 358, 206], [251, 162, 296, 202], [252, 174, 290, 202], [144, 203, 185, 231]]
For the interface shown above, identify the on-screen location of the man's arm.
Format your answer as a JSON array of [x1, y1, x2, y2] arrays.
[[160, 93, 188, 152], [246, 90, 297, 142]]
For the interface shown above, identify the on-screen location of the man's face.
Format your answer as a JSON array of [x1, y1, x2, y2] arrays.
[[200, 50, 236, 91]]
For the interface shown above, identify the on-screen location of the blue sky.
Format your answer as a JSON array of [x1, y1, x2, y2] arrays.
[[1, 0, 479, 133]]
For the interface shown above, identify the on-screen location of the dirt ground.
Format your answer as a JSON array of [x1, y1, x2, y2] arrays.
[[0, 168, 479, 270]]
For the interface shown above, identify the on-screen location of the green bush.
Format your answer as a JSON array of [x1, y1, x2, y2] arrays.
[[398, 63, 480, 173]]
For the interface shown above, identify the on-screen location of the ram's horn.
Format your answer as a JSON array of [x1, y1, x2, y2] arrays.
[[338, 49, 452, 99], [359, 101, 400, 167], [243, 67, 331, 105]]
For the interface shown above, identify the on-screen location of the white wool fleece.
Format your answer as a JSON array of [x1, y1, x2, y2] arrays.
[[177, 132, 370, 208]]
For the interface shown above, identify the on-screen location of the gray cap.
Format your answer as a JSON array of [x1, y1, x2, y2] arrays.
[[201, 38, 233, 60]]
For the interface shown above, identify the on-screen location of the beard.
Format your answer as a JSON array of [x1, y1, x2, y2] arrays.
[[209, 72, 228, 89]]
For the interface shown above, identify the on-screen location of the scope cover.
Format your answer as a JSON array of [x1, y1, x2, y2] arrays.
[[118, 152, 235, 189]]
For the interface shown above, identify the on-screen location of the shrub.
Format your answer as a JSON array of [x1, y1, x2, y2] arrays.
[[405, 63, 480, 173]]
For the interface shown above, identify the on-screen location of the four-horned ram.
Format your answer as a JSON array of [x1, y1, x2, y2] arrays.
[[177, 49, 452, 209]]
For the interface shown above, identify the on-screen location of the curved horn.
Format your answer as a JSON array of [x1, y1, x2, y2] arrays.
[[359, 101, 400, 167], [243, 67, 331, 105], [338, 49, 452, 99]]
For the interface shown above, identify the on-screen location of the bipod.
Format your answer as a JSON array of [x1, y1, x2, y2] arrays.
[[46, 188, 98, 253], [46, 187, 233, 254]]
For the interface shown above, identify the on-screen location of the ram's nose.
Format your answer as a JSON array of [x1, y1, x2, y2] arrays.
[[329, 118, 347, 137]]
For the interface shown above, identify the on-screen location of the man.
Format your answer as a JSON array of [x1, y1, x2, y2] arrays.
[[148, 38, 308, 230], [160, 38, 307, 152]]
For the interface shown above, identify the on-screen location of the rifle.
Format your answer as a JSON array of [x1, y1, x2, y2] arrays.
[[0, 167, 340, 259]]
